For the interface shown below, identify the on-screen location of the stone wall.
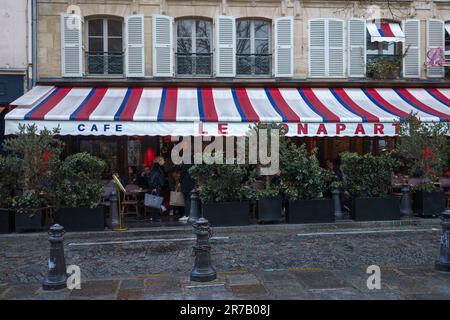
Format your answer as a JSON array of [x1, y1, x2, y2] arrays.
[[37, 0, 450, 79]]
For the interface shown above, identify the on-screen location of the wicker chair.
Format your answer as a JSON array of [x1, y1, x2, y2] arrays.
[[121, 184, 140, 216]]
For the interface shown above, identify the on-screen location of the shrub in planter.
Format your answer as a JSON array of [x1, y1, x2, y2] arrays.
[[249, 181, 283, 223], [411, 183, 445, 217], [280, 140, 335, 224], [341, 152, 400, 221], [189, 158, 251, 227], [396, 115, 450, 217], [0, 156, 15, 233], [12, 191, 45, 232], [2, 125, 64, 232], [48, 153, 106, 232]]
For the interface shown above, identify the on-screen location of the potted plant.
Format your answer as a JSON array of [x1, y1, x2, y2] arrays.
[[2, 124, 64, 232], [396, 115, 449, 217], [281, 140, 334, 224], [50, 153, 106, 232], [190, 158, 250, 227], [249, 176, 283, 223], [341, 152, 400, 221], [0, 156, 15, 233]]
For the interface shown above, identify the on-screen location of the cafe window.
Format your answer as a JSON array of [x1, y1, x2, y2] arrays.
[[87, 18, 124, 75]]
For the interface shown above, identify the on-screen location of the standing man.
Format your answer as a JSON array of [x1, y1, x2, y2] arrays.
[[178, 163, 195, 222]]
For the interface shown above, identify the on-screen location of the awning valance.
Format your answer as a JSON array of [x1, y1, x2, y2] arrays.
[[367, 22, 405, 42], [5, 86, 450, 137]]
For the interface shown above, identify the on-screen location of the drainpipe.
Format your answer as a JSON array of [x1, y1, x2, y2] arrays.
[[31, 0, 37, 88]]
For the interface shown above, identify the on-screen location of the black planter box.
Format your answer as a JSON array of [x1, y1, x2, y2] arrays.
[[54, 207, 105, 232], [286, 199, 334, 224], [15, 210, 43, 233], [350, 196, 400, 221], [0, 209, 14, 233], [412, 191, 445, 218], [257, 198, 283, 223], [202, 201, 250, 227]]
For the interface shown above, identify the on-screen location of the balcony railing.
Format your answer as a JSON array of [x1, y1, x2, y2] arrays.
[[366, 54, 402, 79], [176, 53, 212, 76], [86, 52, 124, 75], [236, 54, 272, 76]]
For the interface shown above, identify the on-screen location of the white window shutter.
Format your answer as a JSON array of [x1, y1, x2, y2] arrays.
[[215, 15, 235, 77], [309, 19, 326, 78], [275, 16, 294, 77], [61, 13, 83, 77], [125, 15, 145, 77], [348, 19, 366, 78], [328, 19, 344, 77], [152, 14, 173, 77], [403, 20, 420, 78], [427, 19, 445, 78]]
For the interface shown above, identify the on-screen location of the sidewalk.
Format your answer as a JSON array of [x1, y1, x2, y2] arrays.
[[1, 266, 450, 300], [0, 218, 449, 300]]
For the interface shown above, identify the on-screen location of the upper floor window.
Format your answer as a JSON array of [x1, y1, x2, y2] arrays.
[[236, 19, 271, 76], [366, 21, 403, 79], [87, 18, 124, 75], [176, 19, 212, 76]]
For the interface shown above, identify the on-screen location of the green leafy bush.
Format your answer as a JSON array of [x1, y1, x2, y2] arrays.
[[47, 153, 106, 208], [396, 114, 450, 192], [280, 140, 331, 200], [11, 190, 44, 216], [1, 124, 64, 212], [0, 156, 16, 208], [340, 152, 398, 197], [189, 156, 249, 204]]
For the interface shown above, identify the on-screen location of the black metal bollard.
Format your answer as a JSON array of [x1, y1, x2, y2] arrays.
[[332, 189, 343, 219], [191, 217, 217, 282], [42, 224, 67, 290], [400, 182, 413, 216], [435, 209, 450, 272], [109, 190, 119, 229], [187, 189, 201, 225]]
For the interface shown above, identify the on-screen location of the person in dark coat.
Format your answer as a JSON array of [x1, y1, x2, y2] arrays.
[[178, 163, 195, 222], [148, 157, 168, 194]]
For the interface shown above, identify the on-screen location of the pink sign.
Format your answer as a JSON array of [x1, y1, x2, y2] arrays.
[[425, 48, 445, 67]]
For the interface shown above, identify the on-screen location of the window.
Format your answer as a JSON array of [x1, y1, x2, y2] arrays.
[[366, 21, 403, 79], [236, 19, 271, 76], [176, 19, 212, 76], [87, 18, 124, 75]]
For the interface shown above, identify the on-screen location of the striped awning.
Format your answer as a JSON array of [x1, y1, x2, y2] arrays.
[[5, 86, 450, 137], [367, 22, 405, 42]]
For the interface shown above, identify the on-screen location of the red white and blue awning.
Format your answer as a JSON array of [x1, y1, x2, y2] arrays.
[[367, 22, 405, 42], [5, 86, 450, 137]]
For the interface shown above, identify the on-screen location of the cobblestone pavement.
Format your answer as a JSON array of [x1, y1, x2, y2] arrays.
[[0, 222, 449, 300]]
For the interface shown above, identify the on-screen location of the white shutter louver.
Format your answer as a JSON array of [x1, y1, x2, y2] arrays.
[[403, 20, 420, 78], [348, 19, 366, 78], [61, 13, 83, 77], [427, 19, 445, 78], [309, 19, 326, 77], [152, 14, 173, 77], [126, 15, 145, 77], [328, 19, 344, 77], [215, 16, 235, 77], [275, 16, 294, 77]]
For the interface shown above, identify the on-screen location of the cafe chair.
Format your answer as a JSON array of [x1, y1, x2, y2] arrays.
[[121, 184, 140, 217]]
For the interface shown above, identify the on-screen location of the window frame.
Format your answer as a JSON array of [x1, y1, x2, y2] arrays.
[[86, 17, 125, 76], [175, 18, 213, 77], [236, 19, 272, 77]]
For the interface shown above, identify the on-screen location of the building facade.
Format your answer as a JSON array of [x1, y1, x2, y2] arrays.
[[4, 0, 449, 176], [0, 0, 32, 150], [35, 0, 450, 81]]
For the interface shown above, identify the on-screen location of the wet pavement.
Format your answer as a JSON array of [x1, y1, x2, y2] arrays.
[[0, 219, 449, 300]]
